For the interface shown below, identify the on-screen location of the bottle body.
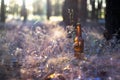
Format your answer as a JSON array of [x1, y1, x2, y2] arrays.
[[74, 23, 84, 59], [74, 36, 84, 59]]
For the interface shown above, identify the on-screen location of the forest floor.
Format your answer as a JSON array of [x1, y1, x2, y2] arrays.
[[0, 20, 120, 80]]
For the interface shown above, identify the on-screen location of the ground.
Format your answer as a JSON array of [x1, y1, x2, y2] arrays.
[[0, 20, 120, 80]]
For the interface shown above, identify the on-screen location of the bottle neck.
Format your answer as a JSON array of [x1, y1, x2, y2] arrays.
[[76, 25, 82, 37]]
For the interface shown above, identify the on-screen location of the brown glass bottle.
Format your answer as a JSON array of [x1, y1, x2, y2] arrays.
[[74, 23, 84, 59]]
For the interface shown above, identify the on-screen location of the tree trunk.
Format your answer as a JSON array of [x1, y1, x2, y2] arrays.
[[80, 0, 87, 22], [62, 0, 78, 26], [62, 0, 87, 24], [91, 0, 96, 20], [47, 0, 51, 20], [1, 0, 5, 23], [105, 0, 120, 40], [22, 0, 27, 22]]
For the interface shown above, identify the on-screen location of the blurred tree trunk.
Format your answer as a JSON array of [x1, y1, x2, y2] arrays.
[[91, 0, 96, 20], [47, 0, 51, 20], [105, 0, 120, 40], [21, 0, 27, 22], [80, 0, 87, 22], [1, 0, 5, 23], [62, 0, 78, 26]]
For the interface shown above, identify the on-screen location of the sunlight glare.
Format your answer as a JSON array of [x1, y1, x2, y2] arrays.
[[5, 0, 34, 6]]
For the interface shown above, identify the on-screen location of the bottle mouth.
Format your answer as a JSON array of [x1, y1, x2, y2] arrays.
[[77, 22, 81, 25]]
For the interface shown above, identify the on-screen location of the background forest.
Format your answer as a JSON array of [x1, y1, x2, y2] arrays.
[[0, 0, 120, 80]]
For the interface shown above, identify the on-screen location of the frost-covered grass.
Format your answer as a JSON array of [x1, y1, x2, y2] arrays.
[[0, 21, 119, 80]]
